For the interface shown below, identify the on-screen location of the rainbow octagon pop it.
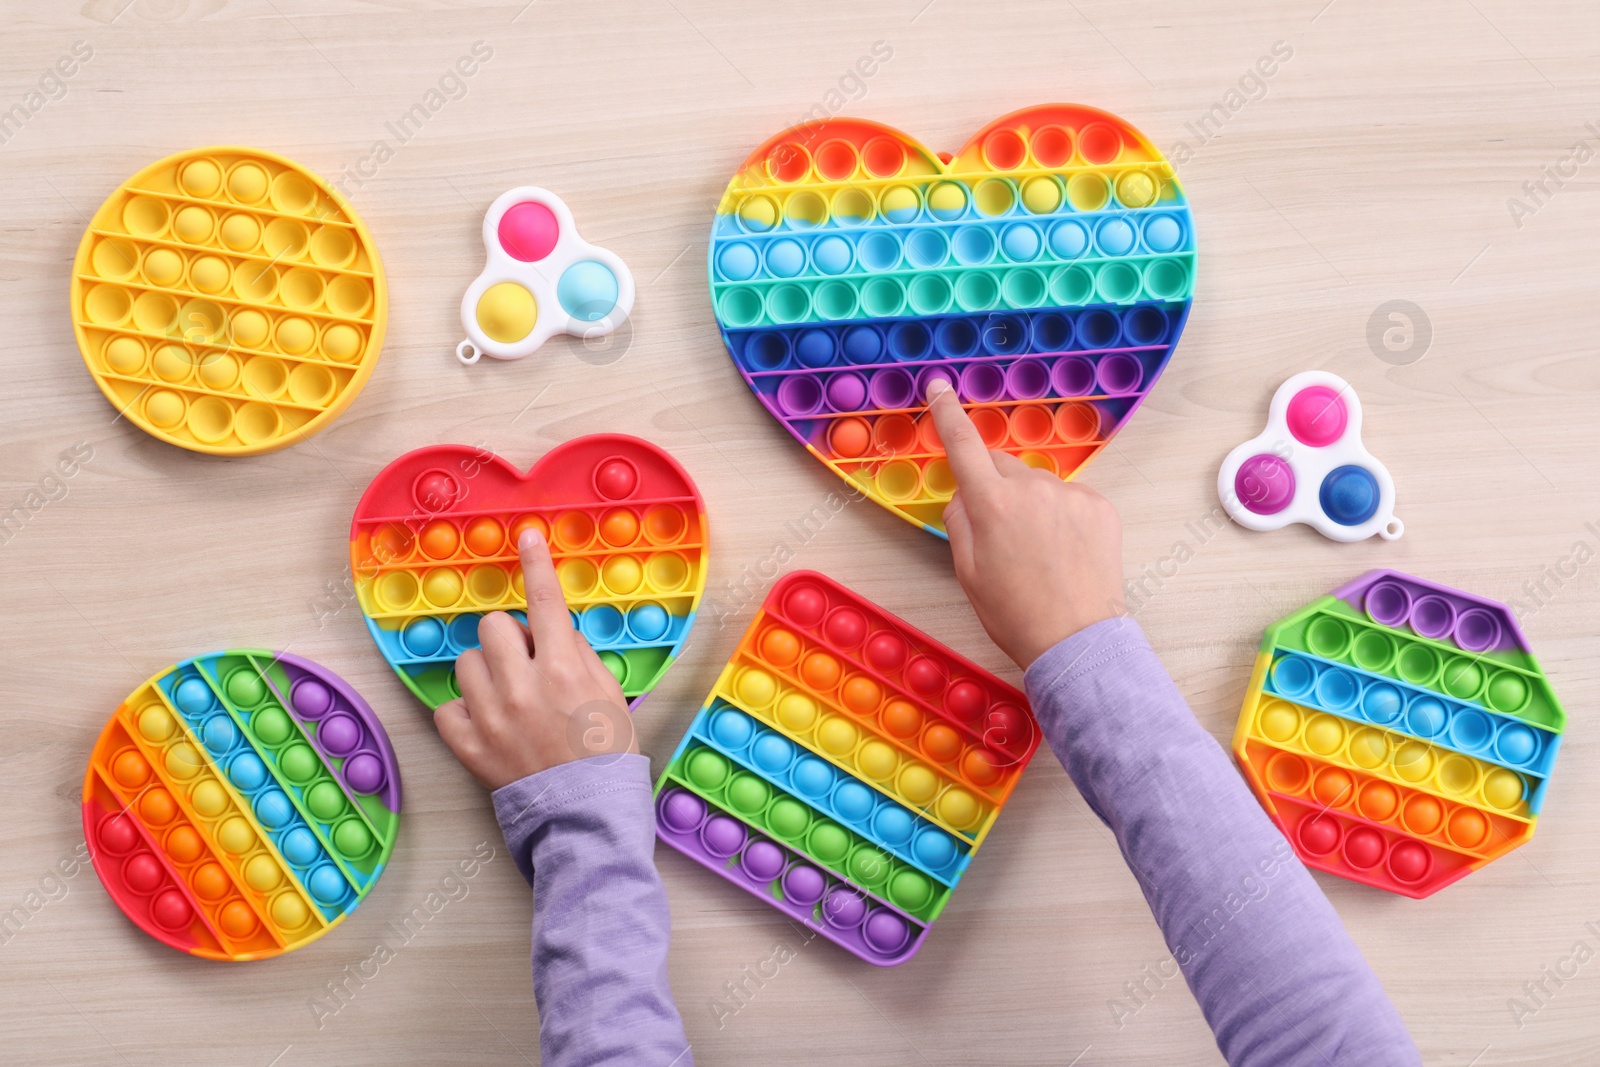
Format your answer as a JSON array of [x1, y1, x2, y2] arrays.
[[71, 147, 387, 455], [1233, 571, 1565, 898], [709, 105, 1195, 536], [654, 571, 1041, 965], [83, 651, 401, 960], [350, 436, 707, 709]]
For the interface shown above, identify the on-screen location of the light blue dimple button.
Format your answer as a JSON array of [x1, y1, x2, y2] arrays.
[[1048, 220, 1089, 259], [717, 241, 759, 281], [1144, 214, 1183, 253], [557, 261, 618, 321], [228, 752, 268, 792], [765, 238, 806, 278], [1001, 223, 1041, 261], [175, 677, 213, 715], [1095, 217, 1136, 256], [811, 235, 853, 275]]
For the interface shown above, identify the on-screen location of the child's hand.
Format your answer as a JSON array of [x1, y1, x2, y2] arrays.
[[434, 530, 636, 790], [926, 379, 1126, 669]]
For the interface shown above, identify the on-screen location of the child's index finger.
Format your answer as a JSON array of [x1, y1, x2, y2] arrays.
[[925, 378, 999, 494], [517, 528, 576, 654]]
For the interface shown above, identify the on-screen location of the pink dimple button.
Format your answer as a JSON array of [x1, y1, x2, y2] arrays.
[[1285, 385, 1348, 447], [498, 201, 559, 262]]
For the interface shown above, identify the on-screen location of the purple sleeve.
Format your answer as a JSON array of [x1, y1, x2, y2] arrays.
[[1023, 616, 1419, 1067], [492, 752, 693, 1067]]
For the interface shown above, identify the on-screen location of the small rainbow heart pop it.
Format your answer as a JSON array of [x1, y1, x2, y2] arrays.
[[655, 571, 1041, 965], [83, 651, 401, 960], [350, 436, 706, 709], [1233, 571, 1565, 897], [456, 187, 634, 364], [709, 105, 1196, 536], [71, 147, 387, 455], [1219, 371, 1401, 542]]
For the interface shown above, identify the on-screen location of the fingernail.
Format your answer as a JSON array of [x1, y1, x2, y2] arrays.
[[519, 528, 544, 551], [925, 378, 950, 403]]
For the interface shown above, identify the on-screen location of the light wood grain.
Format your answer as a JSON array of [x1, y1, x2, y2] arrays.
[[3, 0, 1598, 1063]]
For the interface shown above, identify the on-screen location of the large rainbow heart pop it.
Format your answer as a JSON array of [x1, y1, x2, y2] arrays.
[[1233, 571, 1565, 898], [71, 147, 386, 455], [351, 436, 706, 709], [455, 187, 634, 364], [655, 571, 1041, 965], [709, 105, 1195, 536], [83, 651, 401, 960]]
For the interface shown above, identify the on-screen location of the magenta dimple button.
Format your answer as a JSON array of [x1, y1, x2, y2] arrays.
[[498, 200, 559, 262], [1286, 385, 1348, 447], [1235, 453, 1296, 514]]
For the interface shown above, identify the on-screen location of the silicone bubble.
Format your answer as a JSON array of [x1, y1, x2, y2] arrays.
[[82, 650, 400, 959], [72, 147, 386, 455], [458, 188, 634, 364], [1219, 372, 1401, 542]]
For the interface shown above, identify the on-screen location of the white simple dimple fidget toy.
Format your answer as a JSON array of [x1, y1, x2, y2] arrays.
[[1218, 371, 1402, 543], [456, 187, 634, 364]]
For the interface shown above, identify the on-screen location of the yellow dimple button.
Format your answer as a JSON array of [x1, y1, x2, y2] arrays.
[[476, 282, 537, 343]]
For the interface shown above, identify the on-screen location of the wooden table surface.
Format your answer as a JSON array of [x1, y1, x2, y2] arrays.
[[3, 0, 1596, 1063]]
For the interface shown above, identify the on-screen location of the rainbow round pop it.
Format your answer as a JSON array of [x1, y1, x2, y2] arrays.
[[456, 187, 634, 364], [71, 147, 387, 455], [1219, 371, 1401, 542], [350, 436, 706, 709], [82, 651, 400, 960], [1233, 570, 1565, 897], [709, 105, 1195, 536], [655, 571, 1040, 964]]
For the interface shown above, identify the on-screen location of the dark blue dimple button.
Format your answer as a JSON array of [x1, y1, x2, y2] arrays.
[[1319, 465, 1380, 525]]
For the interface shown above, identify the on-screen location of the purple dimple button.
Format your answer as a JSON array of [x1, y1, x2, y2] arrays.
[[739, 839, 786, 883], [1365, 581, 1412, 626], [701, 815, 747, 859], [660, 789, 706, 834], [318, 713, 363, 757], [291, 678, 334, 718], [781, 863, 826, 905], [342, 752, 387, 795], [1234, 454, 1295, 515], [825, 372, 868, 413], [775, 375, 824, 416], [822, 886, 867, 929], [1410, 595, 1457, 640], [862, 910, 910, 955], [1454, 608, 1502, 653]]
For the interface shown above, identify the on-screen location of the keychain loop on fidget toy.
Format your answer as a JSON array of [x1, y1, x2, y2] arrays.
[[456, 187, 634, 365]]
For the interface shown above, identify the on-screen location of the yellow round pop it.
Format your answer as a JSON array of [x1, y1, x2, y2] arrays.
[[71, 147, 387, 456]]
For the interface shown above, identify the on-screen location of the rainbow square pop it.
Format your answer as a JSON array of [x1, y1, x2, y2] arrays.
[[71, 147, 386, 455], [1233, 571, 1565, 897], [351, 436, 706, 709], [83, 651, 400, 960], [654, 571, 1040, 965], [709, 105, 1195, 536]]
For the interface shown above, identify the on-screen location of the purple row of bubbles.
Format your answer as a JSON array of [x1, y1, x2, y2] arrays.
[[768, 354, 1145, 417], [1364, 581, 1505, 653], [269, 654, 402, 812], [657, 788, 918, 961], [735, 307, 1173, 373]]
